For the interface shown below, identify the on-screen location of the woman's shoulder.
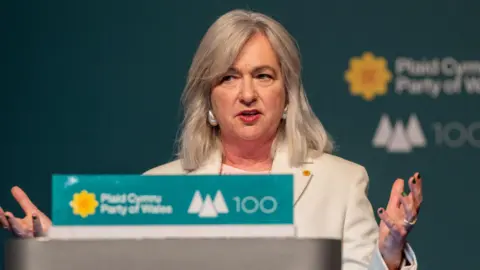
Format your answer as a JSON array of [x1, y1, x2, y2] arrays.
[[310, 152, 368, 179], [303, 153, 370, 195], [142, 159, 185, 175], [314, 152, 365, 169]]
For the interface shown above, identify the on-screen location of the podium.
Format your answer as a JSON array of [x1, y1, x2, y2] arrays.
[[5, 175, 342, 269], [5, 238, 341, 270]]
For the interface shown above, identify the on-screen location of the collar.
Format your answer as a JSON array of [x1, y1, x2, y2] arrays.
[[188, 142, 314, 205]]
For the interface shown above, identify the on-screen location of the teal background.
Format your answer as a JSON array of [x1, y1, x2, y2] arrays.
[[52, 174, 293, 225], [1, 0, 479, 269]]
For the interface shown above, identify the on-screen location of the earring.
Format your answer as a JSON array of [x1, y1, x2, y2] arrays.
[[282, 107, 287, 120], [208, 110, 218, 126]]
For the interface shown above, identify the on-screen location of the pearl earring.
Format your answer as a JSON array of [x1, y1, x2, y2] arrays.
[[208, 110, 218, 126], [282, 107, 288, 119]]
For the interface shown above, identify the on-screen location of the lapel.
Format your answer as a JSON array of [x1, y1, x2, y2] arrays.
[[187, 142, 314, 206], [271, 143, 314, 206]]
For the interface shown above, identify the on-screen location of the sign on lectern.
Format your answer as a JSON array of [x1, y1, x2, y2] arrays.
[[48, 174, 295, 239], [6, 174, 342, 270]]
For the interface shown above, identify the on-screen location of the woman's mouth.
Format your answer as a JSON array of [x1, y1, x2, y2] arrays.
[[238, 110, 261, 123]]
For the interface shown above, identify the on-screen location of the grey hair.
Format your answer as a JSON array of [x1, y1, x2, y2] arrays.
[[177, 9, 334, 171]]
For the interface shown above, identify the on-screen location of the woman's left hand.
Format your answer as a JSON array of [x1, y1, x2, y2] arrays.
[[377, 172, 423, 270]]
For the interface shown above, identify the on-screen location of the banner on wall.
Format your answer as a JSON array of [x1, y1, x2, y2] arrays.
[[344, 52, 480, 154], [345, 52, 480, 101]]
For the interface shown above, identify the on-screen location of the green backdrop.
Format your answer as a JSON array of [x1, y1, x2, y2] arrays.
[[2, 1, 479, 269]]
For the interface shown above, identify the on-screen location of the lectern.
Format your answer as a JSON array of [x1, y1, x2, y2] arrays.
[[5, 174, 342, 270], [5, 238, 342, 270]]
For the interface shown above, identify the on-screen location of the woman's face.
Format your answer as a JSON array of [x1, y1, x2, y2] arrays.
[[211, 33, 286, 143]]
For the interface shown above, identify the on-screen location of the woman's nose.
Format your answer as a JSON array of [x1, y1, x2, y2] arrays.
[[239, 78, 257, 104]]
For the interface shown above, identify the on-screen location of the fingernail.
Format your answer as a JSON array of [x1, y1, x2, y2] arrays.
[[402, 192, 407, 197]]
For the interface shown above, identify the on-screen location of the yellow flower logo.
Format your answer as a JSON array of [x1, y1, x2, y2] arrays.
[[69, 190, 99, 218], [302, 170, 311, 176], [344, 52, 392, 101]]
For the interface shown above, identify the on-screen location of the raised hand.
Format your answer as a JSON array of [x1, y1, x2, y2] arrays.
[[377, 173, 423, 269], [0, 186, 52, 238]]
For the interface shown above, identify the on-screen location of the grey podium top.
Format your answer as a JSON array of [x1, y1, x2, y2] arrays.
[[5, 238, 341, 270]]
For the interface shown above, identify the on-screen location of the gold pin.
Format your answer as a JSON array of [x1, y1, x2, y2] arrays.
[[302, 170, 311, 176]]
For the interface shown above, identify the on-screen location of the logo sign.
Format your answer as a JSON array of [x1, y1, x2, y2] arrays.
[[52, 175, 293, 226], [344, 52, 392, 101], [373, 114, 427, 153], [345, 51, 480, 101], [373, 113, 480, 152], [187, 190, 229, 218]]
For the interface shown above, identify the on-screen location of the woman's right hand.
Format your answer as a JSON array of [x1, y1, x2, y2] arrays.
[[0, 186, 52, 238]]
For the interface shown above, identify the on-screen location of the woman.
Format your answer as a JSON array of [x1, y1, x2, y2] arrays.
[[0, 9, 422, 270]]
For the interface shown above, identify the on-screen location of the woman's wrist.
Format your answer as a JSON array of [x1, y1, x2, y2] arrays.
[[379, 240, 406, 270]]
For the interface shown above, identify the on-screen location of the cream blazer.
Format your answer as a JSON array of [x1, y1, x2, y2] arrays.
[[144, 144, 418, 270]]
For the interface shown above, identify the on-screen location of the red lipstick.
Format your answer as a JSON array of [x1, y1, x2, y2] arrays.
[[238, 109, 261, 123]]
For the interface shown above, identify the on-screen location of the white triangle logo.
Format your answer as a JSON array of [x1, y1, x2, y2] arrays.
[[188, 190, 229, 218], [199, 195, 218, 218], [372, 114, 393, 147], [373, 114, 427, 153], [187, 190, 203, 214], [387, 121, 412, 153], [406, 114, 426, 147], [213, 190, 229, 214]]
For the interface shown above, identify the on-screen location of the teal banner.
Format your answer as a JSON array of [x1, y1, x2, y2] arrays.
[[51, 175, 294, 226]]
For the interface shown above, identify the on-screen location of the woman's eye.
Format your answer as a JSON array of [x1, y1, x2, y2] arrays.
[[257, 74, 273, 80], [221, 75, 235, 83]]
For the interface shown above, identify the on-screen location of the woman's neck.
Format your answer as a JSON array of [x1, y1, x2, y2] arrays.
[[221, 137, 274, 172]]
